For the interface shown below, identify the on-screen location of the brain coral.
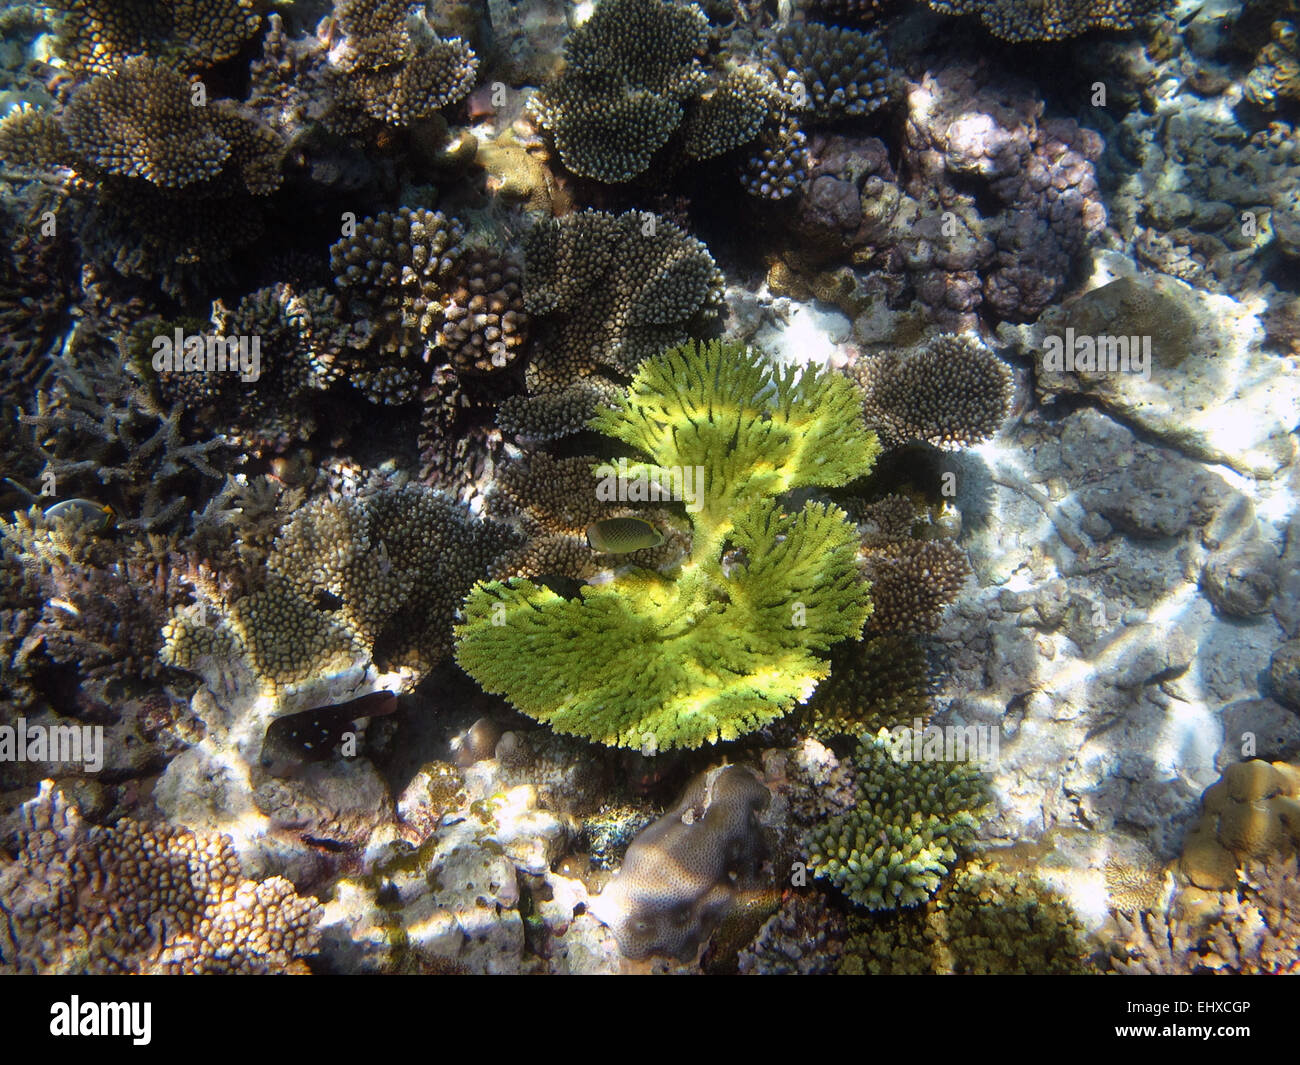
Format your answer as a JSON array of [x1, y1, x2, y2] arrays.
[[590, 765, 770, 959], [0, 781, 321, 974], [809, 730, 988, 909], [457, 340, 881, 751]]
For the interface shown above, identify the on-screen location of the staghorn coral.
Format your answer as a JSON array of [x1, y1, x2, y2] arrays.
[[0, 781, 321, 974], [457, 341, 881, 751], [498, 209, 723, 440], [22, 329, 228, 532], [58, 0, 263, 75], [590, 765, 770, 960], [761, 22, 896, 123], [925, 0, 1163, 42], [809, 730, 988, 909], [850, 334, 1013, 451]]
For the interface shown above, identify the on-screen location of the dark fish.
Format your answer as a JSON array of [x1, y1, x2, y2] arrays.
[[586, 517, 664, 554], [260, 690, 398, 776]]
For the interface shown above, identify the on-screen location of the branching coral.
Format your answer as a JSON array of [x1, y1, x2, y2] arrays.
[[0, 781, 322, 974], [164, 484, 520, 691], [330, 0, 479, 127], [839, 859, 1091, 973], [486, 451, 688, 582], [761, 22, 896, 123], [809, 730, 988, 909], [498, 208, 723, 440], [0, 507, 190, 704], [529, 0, 712, 182], [58, 0, 263, 75], [925, 0, 1163, 41], [457, 340, 881, 751], [850, 333, 1013, 450]]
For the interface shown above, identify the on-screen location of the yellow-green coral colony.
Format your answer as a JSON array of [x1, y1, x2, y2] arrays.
[[454, 340, 882, 750]]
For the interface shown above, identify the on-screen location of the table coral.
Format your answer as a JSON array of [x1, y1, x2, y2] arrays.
[[0, 781, 321, 974], [458, 340, 881, 751]]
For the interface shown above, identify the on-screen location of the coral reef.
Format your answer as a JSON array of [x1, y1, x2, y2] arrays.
[[58, 0, 264, 75], [590, 765, 770, 960], [0, 781, 321, 974], [808, 731, 988, 909], [164, 484, 520, 691], [457, 340, 880, 751], [528, 0, 715, 183]]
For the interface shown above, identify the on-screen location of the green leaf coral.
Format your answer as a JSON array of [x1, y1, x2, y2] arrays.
[[455, 340, 882, 750]]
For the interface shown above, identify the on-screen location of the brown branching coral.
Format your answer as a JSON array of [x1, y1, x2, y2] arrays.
[[164, 485, 520, 689], [0, 781, 322, 974], [925, 0, 1164, 41], [328, 206, 467, 403], [436, 248, 529, 375], [863, 539, 972, 635], [498, 209, 723, 440], [850, 334, 1013, 450], [58, 0, 263, 75], [486, 451, 688, 581], [330, 0, 478, 127], [22, 331, 228, 532], [529, 0, 712, 183], [760, 22, 897, 123]]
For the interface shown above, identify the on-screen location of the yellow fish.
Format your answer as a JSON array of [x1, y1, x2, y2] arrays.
[[586, 517, 664, 554]]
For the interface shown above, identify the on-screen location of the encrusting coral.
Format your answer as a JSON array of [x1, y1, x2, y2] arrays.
[[0, 781, 322, 974], [808, 730, 988, 909], [457, 340, 881, 751]]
